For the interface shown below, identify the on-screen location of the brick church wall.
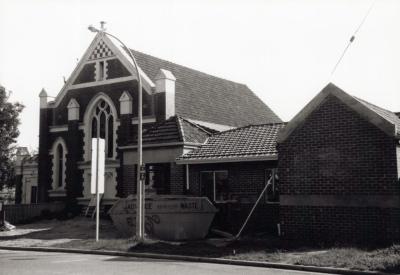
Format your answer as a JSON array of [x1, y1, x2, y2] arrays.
[[278, 95, 400, 244]]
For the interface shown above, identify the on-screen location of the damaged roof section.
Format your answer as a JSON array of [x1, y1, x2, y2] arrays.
[[177, 123, 286, 164], [138, 115, 213, 145]]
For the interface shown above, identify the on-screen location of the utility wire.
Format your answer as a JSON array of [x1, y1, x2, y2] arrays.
[[330, 0, 377, 77]]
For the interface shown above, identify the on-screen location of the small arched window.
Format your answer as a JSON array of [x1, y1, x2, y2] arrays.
[[51, 138, 67, 190], [91, 99, 114, 158], [57, 144, 64, 187]]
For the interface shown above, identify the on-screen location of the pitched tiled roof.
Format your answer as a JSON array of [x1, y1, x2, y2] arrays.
[[141, 116, 212, 145], [131, 50, 282, 127], [177, 123, 286, 163], [354, 97, 400, 136]]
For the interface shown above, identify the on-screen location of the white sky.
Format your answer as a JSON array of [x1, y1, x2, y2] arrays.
[[0, 0, 399, 150]]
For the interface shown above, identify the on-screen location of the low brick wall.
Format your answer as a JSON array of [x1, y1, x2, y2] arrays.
[[3, 202, 65, 224]]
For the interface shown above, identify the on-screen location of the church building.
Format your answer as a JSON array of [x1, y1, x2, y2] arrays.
[[14, 30, 400, 243], [36, 30, 281, 209]]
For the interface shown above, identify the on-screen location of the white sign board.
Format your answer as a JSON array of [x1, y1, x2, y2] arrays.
[[91, 138, 105, 194]]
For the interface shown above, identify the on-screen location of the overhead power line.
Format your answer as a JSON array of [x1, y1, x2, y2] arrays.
[[330, 0, 377, 77]]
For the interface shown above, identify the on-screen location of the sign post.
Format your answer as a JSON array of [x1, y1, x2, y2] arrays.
[[91, 137, 105, 242], [0, 201, 4, 228]]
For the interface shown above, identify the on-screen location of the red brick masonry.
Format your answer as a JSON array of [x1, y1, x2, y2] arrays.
[[278, 94, 400, 244]]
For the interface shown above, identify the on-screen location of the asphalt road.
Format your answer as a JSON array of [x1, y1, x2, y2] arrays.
[[0, 249, 331, 275]]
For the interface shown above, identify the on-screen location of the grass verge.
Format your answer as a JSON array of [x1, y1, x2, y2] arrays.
[[293, 245, 400, 273]]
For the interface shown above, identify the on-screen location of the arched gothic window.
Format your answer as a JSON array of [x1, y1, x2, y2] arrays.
[[91, 99, 114, 158]]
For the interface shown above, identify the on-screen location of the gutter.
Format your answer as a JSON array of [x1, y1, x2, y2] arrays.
[[176, 155, 278, 164], [119, 142, 203, 150]]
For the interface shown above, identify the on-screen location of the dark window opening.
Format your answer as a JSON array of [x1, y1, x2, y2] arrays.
[[200, 171, 229, 202], [265, 169, 279, 203], [57, 144, 64, 187], [91, 117, 98, 138], [145, 164, 170, 194], [98, 61, 105, 80], [107, 116, 113, 158], [91, 99, 114, 158], [99, 112, 106, 139], [30, 186, 38, 204]]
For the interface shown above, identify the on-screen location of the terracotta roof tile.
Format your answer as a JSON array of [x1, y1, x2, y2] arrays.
[[178, 123, 286, 161], [141, 116, 211, 145], [131, 50, 282, 127]]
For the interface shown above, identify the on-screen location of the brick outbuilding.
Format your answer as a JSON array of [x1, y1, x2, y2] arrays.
[[277, 83, 400, 244], [177, 123, 285, 233]]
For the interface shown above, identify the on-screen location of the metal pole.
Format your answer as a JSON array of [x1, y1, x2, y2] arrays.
[[137, 56, 144, 242], [186, 164, 189, 191], [96, 137, 100, 242], [101, 31, 144, 242]]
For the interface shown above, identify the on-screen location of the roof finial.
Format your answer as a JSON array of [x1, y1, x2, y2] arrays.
[[100, 21, 106, 32]]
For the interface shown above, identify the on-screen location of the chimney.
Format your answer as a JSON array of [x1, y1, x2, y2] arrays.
[[154, 69, 176, 121]]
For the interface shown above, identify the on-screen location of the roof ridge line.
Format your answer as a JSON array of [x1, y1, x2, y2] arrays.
[[214, 122, 287, 136], [176, 116, 186, 143], [129, 49, 248, 87]]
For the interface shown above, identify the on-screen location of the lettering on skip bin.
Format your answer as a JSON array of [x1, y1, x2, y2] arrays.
[[123, 201, 199, 211], [155, 202, 198, 210]]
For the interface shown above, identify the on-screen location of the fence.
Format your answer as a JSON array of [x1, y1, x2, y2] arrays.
[[3, 202, 65, 224]]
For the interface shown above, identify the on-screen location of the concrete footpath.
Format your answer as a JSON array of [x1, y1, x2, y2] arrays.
[[0, 246, 394, 275]]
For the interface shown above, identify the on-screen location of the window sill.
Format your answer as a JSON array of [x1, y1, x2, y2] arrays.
[[48, 189, 66, 197], [214, 200, 238, 204], [265, 201, 280, 205]]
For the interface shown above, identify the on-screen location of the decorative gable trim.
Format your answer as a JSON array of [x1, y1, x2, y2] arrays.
[[50, 32, 155, 108], [88, 39, 114, 60], [277, 83, 397, 143]]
